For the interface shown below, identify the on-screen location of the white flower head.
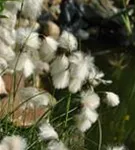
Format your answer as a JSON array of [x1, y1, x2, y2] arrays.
[[69, 51, 94, 81], [59, 30, 78, 51], [82, 107, 98, 123], [0, 9, 17, 29], [50, 55, 69, 75], [68, 78, 82, 93], [0, 144, 9, 150], [0, 26, 16, 46], [10, 53, 35, 78], [1, 135, 27, 150], [107, 145, 126, 150], [16, 27, 41, 50], [22, 0, 43, 20], [75, 114, 92, 132], [52, 70, 69, 89], [5, 1, 22, 14], [40, 37, 59, 62], [104, 92, 120, 107], [35, 61, 50, 74], [47, 140, 68, 150], [0, 41, 15, 62], [0, 76, 7, 96], [81, 90, 100, 110], [18, 87, 51, 108], [39, 122, 58, 140], [23, 58, 35, 77]]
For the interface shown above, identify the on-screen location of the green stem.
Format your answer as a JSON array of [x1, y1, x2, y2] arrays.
[[98, 119, 102, 150], [65, 93, 72, 128]]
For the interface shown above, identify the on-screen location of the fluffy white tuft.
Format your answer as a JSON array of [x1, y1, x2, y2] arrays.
[[10, 53, 35, 77], [68, 78, 82, 93], [0, 76, 7, 95], [0, 9, 17, 30], [107, 145, 126, 150], [22, 0, 43, 20], [1, 135, 27, 150], [69, 51, 93, 81], [50, 55, 69, 75], [82, 107, 98, 123], [104, 92, 120, 107], [47, 140, 68, 150], [75, 107, 98, 132], [5, 1, 22, 14], [75, 114, 92, 132], [0, 41, 15, 62], [0, 26, 16, 46], [23, 58, 35, 77], [40, 37, 59, 62], [52, 70, 70, 89], [81, 90, 100, 110], [16, 27, 41, 50], [59, 30, 78, 51], [39, 122, 58, 140]]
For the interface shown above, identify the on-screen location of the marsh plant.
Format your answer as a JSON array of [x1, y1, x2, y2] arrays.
[[0, 0, 127, 150]]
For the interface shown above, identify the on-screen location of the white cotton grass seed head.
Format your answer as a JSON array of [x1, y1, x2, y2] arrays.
[[104, 92, 120, 107], [107, 145, 126, 150], [0, 144, 9, 150], [39, 122, 58, 140], [69, 51, 94, 81], [0, 76, 7, 95], [0, 9, 17, 30], [59, 30, 78, 51], [75, 114, 92, 132], [0, 26, 16, 46], [0, 41, 15, 62], [47, 140, 68, 150], [18, 87, 51, 108], [68, 78, 82, 93], [10, 53, 35, 78], [50, 55, 69, 75], [1, 135, 27, 150], [52, 70, 70, 89], [22, 0, 43, 20], [23, 58, 35, 77], [16, 27, 40, 50], [5, 1, 22, 14], [40, 36, 59, 62], [82, 107, 98, 123], [81, 90, 100, 110]]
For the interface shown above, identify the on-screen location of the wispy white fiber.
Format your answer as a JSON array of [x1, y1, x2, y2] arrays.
[[22, 0, 43, 20], [0, 26, 16, 46], [104, 92, 120, 107], [81, 90, 100, 110], [1, 135, 27, 150], [68, 78, 82, 93], [69, 51, 94, 81], [0, 41, 15, 62], [107, 145, 126, 150], [0, 9, 17, 29], [39, 122, 58, 140], [16, 27, 41, 50], [47, 140, 68, 150], [40, 37, 59, 62], [52, 70, 69, 89], [50, 55, 69, 75], [59, 30, 78, 51]]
